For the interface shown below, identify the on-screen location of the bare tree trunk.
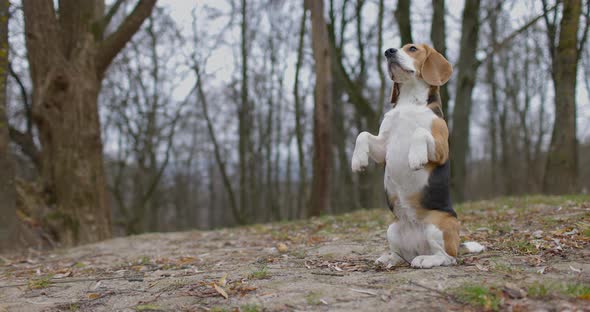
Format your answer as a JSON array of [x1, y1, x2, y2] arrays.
[[376, 0, 386, 118], [308, 0, 332, 217], [293, 5, 308, 218], [22, 0, 155, 245], [517, 44, 534, 191], [355, 0, 366, 85], [430, 0, 450, 116], [497, 82, 513, 195], [239, 0, 252, 218], [285, 135, 293, 219], [395, 0, 413, 44], [543, 0, 582, 194], [208, 163, 217, 228], [272, 71, 284, 221], [534, 93, 548, 165], [265, 37, 279, 221], [0, 0, 17, 251], [449, 0, 481, 202], [485, 0, 501, 195], [195, 65, 245, 224], [486, 62, 499, 196]]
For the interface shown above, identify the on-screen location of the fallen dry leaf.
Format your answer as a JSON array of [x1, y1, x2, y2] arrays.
[[53, 271, 73, 279], [231, 284, 257, 296], [276, 243, 288, 253], [213, 283, 229, 299], [475, 263, 489, 272], [88, 293, 101, 300], [178, 256, 197, 264]]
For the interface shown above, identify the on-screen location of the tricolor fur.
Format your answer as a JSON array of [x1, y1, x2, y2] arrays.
[[351, 44, 484, 269]]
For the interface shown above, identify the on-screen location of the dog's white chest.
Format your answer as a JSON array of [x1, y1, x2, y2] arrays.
[[383, 105, 435, 196], [385, 105, 434, 142]]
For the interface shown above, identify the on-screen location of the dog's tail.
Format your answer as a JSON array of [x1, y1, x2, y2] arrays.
[[460, 241, 486, 254]]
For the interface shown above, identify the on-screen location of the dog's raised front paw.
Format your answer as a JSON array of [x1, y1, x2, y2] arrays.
[[351, 150, 369, 172], [408, 144, 428, 170]]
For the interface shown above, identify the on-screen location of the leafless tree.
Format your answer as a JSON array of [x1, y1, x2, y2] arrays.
[[20, 0, 156, 245], [396, 0, 413, 44], [450, 0, 481, 202], [542, 0, 587, 194], [0, 0, 16, 251], [103, 10, 186, 234], [430, 0, 450, 116], [293, 3, 309, 217], [308, 0, 333, 217]]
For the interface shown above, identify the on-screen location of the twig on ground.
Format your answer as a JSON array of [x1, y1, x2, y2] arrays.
[[0, 274, 145, 288], [350, 288, 378, 296], [408, 281, 463, 305], [310, 271, 345, 277]]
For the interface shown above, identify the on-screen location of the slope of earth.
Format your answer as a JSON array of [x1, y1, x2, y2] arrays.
[[1, 195, 589, 312]]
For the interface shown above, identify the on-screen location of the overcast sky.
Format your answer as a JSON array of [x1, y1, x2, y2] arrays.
[[8, 0, 590, 151], [154, 0, 590, 153]]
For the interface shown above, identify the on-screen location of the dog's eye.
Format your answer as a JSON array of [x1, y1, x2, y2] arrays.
[[409, 46, 417, 52]]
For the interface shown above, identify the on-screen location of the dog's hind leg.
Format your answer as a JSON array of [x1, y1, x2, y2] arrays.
[[408, 210, 459, 269], [410, 223, 457, 269], [376, 222, 405, 267]]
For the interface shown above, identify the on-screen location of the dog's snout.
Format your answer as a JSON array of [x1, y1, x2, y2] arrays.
[[384, 48, 397, 58]]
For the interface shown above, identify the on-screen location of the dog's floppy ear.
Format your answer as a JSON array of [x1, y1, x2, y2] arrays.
[[390, 83, 400, 107], [421, 46, 453, 86]]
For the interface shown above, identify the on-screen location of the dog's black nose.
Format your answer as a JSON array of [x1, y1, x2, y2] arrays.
[[384, 48, 397, 57]]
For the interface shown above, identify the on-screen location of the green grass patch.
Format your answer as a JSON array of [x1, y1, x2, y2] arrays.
[[488, 223, 512, 234], [564, 283, 590, 298], [527, 282, 590, 299], [289, 249, 307, 259], [527, 283, 549, 297], [454, 285, 501, 311], [456, 195, 590, 214], [492, 262, 522, 274], [504, 240, 537, 254], [28, 275, 53, 289], [541, 216, 562, 226], [248, 266, 270, 280], [583, 227, 590, 238], [305, 291, 323, 305], [73, 262, 86, 268], [240, 304, 262, 312], [138, 256, 151, 265], [269, 230, 290, 241], [134, 304, 165, 311]]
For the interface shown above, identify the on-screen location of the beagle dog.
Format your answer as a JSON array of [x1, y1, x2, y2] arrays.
[[351, 44, 483, 269]]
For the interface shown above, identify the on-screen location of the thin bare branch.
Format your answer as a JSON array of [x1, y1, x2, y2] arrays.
[[577, 0, 590, 59], [96, 0, 156, 75], [477, 5, 557, 66]]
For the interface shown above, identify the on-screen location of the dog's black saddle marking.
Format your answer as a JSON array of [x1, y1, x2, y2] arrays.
[[420, 161, 457, 217]]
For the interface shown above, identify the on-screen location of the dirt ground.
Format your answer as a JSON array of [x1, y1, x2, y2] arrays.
[[1, 195, 589, 312]]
